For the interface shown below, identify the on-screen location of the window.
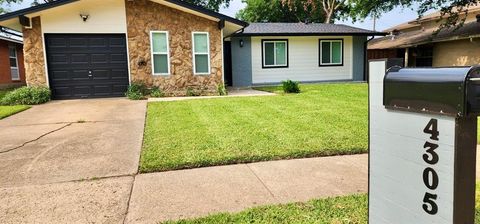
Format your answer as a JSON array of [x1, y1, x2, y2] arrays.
[[262, 40, 288, 68], [150, 31, 170, 75], [9, 45, 19, 80], [192, 32, 210, 74], [319, 39, 343, 66]]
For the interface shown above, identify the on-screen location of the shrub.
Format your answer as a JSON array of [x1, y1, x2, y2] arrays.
[[150, 87, 165, 98], [217, 83, 227, 96], [1, 86, 51, 105], [282, 80, 300, 93], [126, 82, 148, 100], [186, 87, 200, 97]]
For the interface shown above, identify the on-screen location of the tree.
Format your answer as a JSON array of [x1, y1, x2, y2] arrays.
[[281, 0, 346, 23], [347, 0, 480, 30], [237, 0, 325, 23], [2, 0, 230, 12]]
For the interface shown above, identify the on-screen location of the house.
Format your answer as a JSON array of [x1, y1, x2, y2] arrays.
[[0, 0, 246, 99], [0, 0, 381, 99], [0, 34, 25, 89], [227, 23, 384, 87], [368, 5, 480, 68]]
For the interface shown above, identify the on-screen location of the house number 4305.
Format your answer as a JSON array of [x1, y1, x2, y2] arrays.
[[422, 119, 439, 215]]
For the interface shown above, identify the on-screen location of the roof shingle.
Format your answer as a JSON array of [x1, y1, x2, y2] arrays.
[[235, 23, 386, 36]]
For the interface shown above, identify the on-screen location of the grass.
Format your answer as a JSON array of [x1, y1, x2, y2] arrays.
[[141, 83, 368, 172], [165, 184, 480, 224], [164, 194, 368, 224], [0, 105, 30, 119], [0, 88, 30, 119]]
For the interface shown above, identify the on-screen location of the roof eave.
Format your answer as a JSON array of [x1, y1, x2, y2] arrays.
[[162, 0, 248, 27], [0, 0, 78, 21], [233, 32, 388, 37], [0, 0, 248, 28]]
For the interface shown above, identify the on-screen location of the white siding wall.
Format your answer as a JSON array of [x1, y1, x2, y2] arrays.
[[251, 36, 353, 84], [40, 0, 127, 33]]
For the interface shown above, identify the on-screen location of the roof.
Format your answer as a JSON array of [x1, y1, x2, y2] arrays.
[[234, 23, 386, 36], [0, 0, 248, 27], [384, 5, 480, 32], [369, 20, 480, 49]]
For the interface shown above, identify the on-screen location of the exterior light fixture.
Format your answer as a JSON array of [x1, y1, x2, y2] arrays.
[[239, 39, 244, 48], [80, 14, 90, 22]]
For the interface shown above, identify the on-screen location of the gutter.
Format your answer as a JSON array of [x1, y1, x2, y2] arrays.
[[0, 26, 22, 38]]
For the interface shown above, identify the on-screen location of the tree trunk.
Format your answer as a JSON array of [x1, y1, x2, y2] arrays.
[[325, 13, 332, 23]]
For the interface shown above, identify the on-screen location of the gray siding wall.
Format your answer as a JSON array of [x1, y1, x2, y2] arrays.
[[231, 37, 252, 87], [352, 36, 367, 81]]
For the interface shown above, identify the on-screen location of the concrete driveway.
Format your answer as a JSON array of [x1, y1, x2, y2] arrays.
[[0, 98, 146, 223]]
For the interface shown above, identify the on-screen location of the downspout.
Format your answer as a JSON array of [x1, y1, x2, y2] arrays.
[[364, 36, 375, 82]]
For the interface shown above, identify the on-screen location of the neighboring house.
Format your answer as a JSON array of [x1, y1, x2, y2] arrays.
[[0, 35, 25, 89], [228, 23, 384, 87], [0, 0, 381, 99], [368, 5, 480, 68]]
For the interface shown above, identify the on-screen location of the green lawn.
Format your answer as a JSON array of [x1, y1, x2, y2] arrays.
[[0, 105, 30, 119], [0, 89, 30, 119], [165, 184, 480, 224], [141, 83, 368, 172], [165, 194, 368, 224]]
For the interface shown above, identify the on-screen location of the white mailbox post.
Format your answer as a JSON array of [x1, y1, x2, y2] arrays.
[[369, 59, 478, 224]]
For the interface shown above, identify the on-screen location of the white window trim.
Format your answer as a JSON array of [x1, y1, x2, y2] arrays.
[[192, 32, 211, 75], [319, 40, 343, 66], [9, 45, 19, 81], [262, 40, 288, 68], [150, 31, 171, 76]]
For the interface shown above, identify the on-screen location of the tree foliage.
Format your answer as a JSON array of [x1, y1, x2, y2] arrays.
[[1, 0, 230, 12], [239, 0, 480, 30], [281, 0, 346, 23], [237, 0, 325, 23], [347, 0, 479, 30]]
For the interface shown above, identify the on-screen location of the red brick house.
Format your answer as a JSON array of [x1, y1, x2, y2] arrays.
[[0, 36, 25, 89]]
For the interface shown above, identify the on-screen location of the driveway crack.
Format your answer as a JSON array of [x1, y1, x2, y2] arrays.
[[0, 123, 73, 154]]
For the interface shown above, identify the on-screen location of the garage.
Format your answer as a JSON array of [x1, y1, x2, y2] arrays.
[[45, 34, 129, 99]]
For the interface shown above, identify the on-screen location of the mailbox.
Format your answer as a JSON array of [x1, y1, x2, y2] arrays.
[[383, 66, 480, 117], [368, 59, 477, 224]]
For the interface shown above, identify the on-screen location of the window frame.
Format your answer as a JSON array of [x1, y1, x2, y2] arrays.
[[192, 32, 211, 75], [150, 31, 171, 76], [9, 45, 19, 81], [319, 39, 344, 67], [261, 39, 289, 69]]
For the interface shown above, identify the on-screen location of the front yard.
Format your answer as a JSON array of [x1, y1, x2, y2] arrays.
[[0, 89, 30, 119], [141, 83, 368, 172]]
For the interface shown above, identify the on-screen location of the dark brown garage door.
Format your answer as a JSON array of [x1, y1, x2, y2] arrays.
[[45, 34, 129, 99]]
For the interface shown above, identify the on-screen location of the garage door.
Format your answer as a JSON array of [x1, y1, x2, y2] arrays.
[[45, 34, 129, 99]]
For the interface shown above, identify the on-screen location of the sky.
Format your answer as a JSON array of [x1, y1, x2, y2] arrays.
[[3, 0, 423, 32]]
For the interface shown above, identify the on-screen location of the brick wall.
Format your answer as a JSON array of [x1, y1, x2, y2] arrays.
[[0, 39, 26, 88]]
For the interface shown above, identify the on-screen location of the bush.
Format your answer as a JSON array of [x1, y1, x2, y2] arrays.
[[217, 83, 227, 96], [126, 82, 148, 100], [282, 80, 300, 93], [150, 87, 165, 98], [186, 87, 200, 97], [1, 86, 51, 105]]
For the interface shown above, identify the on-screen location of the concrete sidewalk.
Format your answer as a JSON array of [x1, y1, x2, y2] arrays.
[[125, 154, 368, 223], [1, 153, 368, 224]]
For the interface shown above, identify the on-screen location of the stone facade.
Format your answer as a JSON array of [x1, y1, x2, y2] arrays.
[[125, 0, 223, 96], [22, 17, 47, 86]]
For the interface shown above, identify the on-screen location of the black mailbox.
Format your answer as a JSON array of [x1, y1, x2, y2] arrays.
[[383, 66, 480, 117]]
